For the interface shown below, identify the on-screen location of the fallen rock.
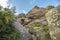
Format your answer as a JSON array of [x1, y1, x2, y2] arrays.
[[14, 21, 33, 40]]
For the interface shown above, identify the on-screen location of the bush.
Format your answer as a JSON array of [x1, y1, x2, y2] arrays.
[[43, 25, 49, 31], [0, 7, 20, 40], [25, 22, 51, 40], [25, 22, 41, 35], [43, 33, 51, 40]]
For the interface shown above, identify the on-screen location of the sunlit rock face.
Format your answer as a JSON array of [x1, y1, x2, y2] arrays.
[[45, 5, 60, 40], [14, 21, 33, 40]]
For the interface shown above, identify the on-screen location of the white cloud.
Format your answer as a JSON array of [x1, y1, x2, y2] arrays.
[[23, 10, 27, 14], [0, 0, 9, 7]]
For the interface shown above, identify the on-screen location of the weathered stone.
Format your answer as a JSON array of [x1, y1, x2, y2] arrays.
[[45, 5, 60, 40], [14, 21, 33, 40]]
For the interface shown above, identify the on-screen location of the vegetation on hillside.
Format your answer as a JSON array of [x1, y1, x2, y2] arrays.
[[0, 6, 20, 40], [25, 22, 51, 40]]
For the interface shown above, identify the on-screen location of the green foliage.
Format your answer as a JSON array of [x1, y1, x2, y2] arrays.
[[0, 6, 20, 40], [25, 25, 36, 35], [25, 22, 41, 35], [43, 33, 51, 40], [43, 25, 49, 31], [25, 22, 51, 40], [37, 36, 41, 40], [28, 22, 41, 27]]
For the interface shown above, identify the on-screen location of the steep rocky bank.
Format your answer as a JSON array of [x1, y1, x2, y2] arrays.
[[16, 5, 60, 40]]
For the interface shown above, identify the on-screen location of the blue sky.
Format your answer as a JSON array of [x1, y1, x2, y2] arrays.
[[8, 0, 60, 15]]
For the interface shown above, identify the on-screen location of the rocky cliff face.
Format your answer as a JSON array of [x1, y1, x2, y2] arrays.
[[45, 5, 60, 40], [26, 6, 54, 19], [16, 6, 54, 25], [26, 6, 45, 19], [16, 5, 55, 40]]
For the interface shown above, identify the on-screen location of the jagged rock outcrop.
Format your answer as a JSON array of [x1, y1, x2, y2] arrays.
[[27, 6, 40, 15], [16, 13, 26, 25], [14, 21, 33, 40], [15, 5, 55, 40], [45, 6, 54, 12], [16, 6, 54, 25], [26, 6, 54, 19], [45, 5, 60, 40], [26, 6, 45, 19]]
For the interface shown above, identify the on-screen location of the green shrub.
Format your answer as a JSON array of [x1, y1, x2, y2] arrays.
[[43, 25, 49, 31], [37, 36, 41, 40], [25, 22, 41, 35], [43, 33, 51, 40], [25, 22, 50, 40], [0, 7, 20, 40]]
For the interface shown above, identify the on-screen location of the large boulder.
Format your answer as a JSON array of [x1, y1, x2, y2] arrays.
[[14, 21, 33, 40], [45, 5, 60, 40]]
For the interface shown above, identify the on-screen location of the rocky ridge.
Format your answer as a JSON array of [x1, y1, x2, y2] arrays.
[[16, 5, 60, 40]]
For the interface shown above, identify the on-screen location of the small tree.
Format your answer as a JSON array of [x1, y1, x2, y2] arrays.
[[0, 6, 20, 40]]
